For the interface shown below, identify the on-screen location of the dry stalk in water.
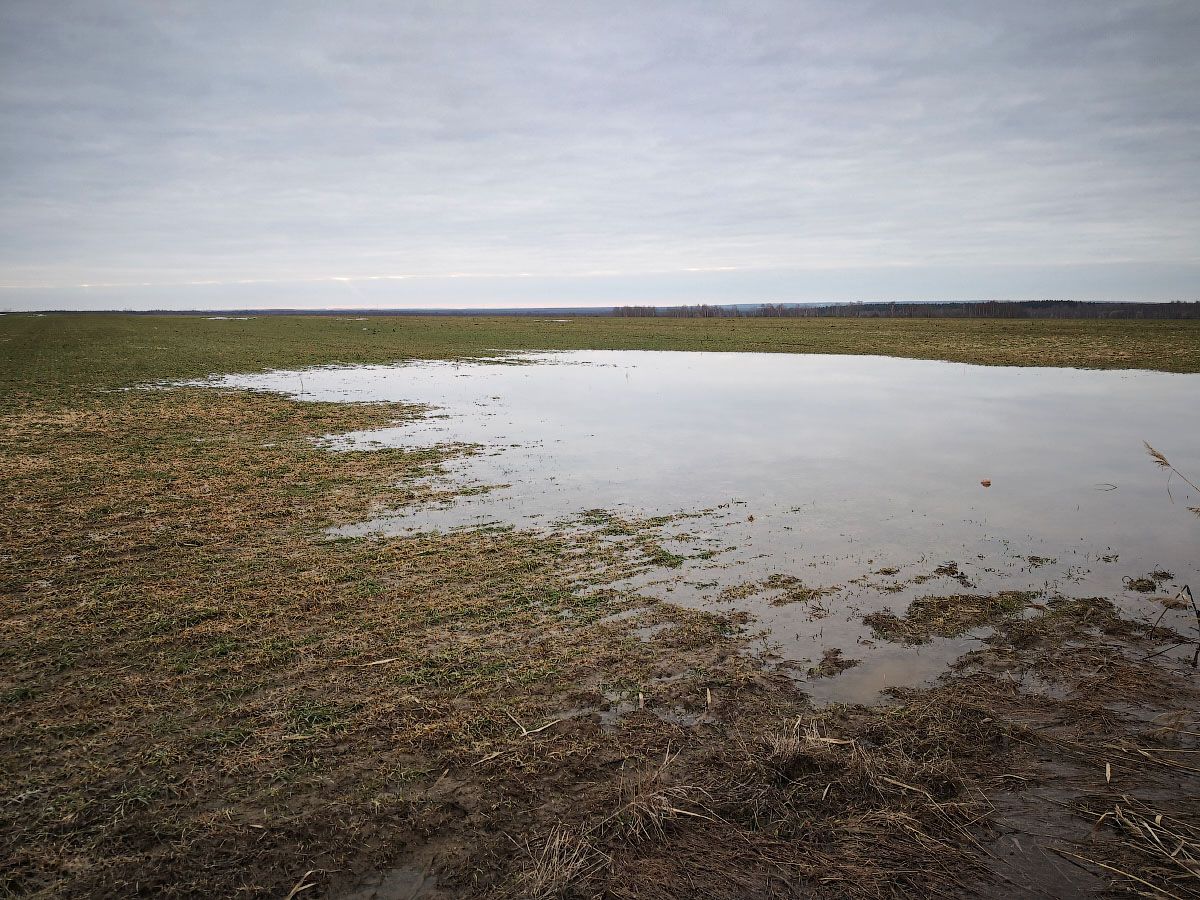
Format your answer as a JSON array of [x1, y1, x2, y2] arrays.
[[1082, 796, 1200, 897], [1144, 442, 1200, 517]]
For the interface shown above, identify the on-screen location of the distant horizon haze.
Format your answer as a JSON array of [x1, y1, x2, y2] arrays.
[[2, 1, 1197, 311], [3, 261, 1197, 311]]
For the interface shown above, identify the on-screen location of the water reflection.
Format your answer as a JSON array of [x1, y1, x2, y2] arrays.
[[204, 351, 1200, 702]]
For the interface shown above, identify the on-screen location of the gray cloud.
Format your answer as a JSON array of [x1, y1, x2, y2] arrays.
[[2, 0, 1198, 308]]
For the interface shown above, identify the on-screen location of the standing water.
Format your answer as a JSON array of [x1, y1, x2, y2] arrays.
[[200, 351, 1200, 702]]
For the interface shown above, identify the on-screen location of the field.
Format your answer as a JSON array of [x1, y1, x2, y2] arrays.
[[6, 314, 1200, 397], [3, 313, 1199, 898]]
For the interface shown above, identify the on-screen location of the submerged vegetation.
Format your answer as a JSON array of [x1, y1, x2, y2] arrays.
[[863, 591, 1040, 644], [2, 314, 1199, 897]]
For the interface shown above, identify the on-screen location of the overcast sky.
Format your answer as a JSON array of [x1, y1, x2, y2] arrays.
[[2, 0, 1198, 310]]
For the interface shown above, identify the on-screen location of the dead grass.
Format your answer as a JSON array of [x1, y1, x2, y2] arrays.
[[718, 573, 838, 608], [4, 317, 1199, 897], [863, 591, 1040, 644], [513, 826, 607, 900], [1076, 796, 1200, 895], [0, 388, 691, 896]]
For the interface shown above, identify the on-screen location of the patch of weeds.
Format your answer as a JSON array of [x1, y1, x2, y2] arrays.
[[1002, 596, 1154, 648], [864, 590, 1039, 644], [356, 578, 384, 597], [579, 508, 614, 526], [43, 719, 105, 740], [475, 523, 516, 534], [2, 685, 36, 704], [1123, 576, 1158, 592], [287, 700, 352, 733], [602, 522, 637, 537], [514, 662, 561, 685], [807, 648, 860, 678], [719, 582, 762, 601], [142, 605, 223, 637], [643, 543, 685, 569], [457, 484, 501, 497], [141, 744, 185, 768], [764, 574, 803, 589], [201, 725, 254, 749], [261, 636, 301, 666], [108, 782, 165, 820], [170, 637, 241, 673], [386, 765, 433, 785], [762, 575, 837, 606], [932, 561, 974, 588], [771, 583, 836, 606]]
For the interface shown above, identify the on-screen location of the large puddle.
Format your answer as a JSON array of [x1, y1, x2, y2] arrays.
[[201, 351, 1200, 704]]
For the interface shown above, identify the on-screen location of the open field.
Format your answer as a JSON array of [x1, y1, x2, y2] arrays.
[[4, 314, 1200, 400], [3, 314, 1199, 898]]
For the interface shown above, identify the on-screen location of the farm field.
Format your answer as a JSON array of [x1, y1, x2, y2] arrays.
[[2, 313, 1199, 898], [6, 314, 1200, 395]]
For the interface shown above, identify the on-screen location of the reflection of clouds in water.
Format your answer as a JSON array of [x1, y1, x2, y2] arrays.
[[204, 351, 1200, 702]]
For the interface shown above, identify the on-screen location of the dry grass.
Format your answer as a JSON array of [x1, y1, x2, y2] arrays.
[[0, 387, 716, 896], [863, 591, 1039, 644], [1146, 442, 1200, 518], [4, 316, 1199, 897], [1079, 797, 1200, 896], [513, 826, 607, 900]]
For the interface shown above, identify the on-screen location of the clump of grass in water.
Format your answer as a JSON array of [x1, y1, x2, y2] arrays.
[[864, 590, 1040, 644], [718, 573, 838, 606], [1124, 576, 1158, 593], [643, 543, 686, 569], [807, 648, 860, 678]]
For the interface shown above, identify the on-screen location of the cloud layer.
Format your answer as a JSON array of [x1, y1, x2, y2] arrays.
[[2, 0, 1198, 308]]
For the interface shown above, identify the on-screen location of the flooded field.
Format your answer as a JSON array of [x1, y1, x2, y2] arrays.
[[205, 351, 1200, 704], [10, 316, 1200, 899]]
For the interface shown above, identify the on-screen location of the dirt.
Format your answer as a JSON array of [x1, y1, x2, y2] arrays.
[[2, 354, 1199, 896]]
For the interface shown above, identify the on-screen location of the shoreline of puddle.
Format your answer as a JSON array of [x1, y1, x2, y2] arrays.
[[186, 350, 1200, 706]]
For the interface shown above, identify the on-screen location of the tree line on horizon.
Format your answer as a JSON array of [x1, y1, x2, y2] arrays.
[[612, 300, 1200, 319]]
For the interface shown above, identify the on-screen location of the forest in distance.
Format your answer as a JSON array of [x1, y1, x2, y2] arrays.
[[613, 299, 1200, 318], [48, 299, 1200, 319]]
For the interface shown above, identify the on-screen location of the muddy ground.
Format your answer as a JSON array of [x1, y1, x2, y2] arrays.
[[2, 316, 1199, 898]]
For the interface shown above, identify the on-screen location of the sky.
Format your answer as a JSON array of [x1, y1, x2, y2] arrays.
[[1, 0, 1198, 311]]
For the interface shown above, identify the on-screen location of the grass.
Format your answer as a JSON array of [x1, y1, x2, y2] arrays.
[[864, 590, 1041, 644], [4, 313, 1200, 403], [2, 313, 1199, 898]]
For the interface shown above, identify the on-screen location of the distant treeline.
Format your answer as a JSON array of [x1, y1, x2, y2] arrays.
[[613, 300, 1200, 319], [613, 304, 740, 317], [94, 307, 614, 317], [25, 300, 1200, 319]]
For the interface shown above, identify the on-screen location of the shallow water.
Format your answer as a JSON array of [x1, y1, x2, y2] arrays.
[[204, 351, 1200, 703]]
